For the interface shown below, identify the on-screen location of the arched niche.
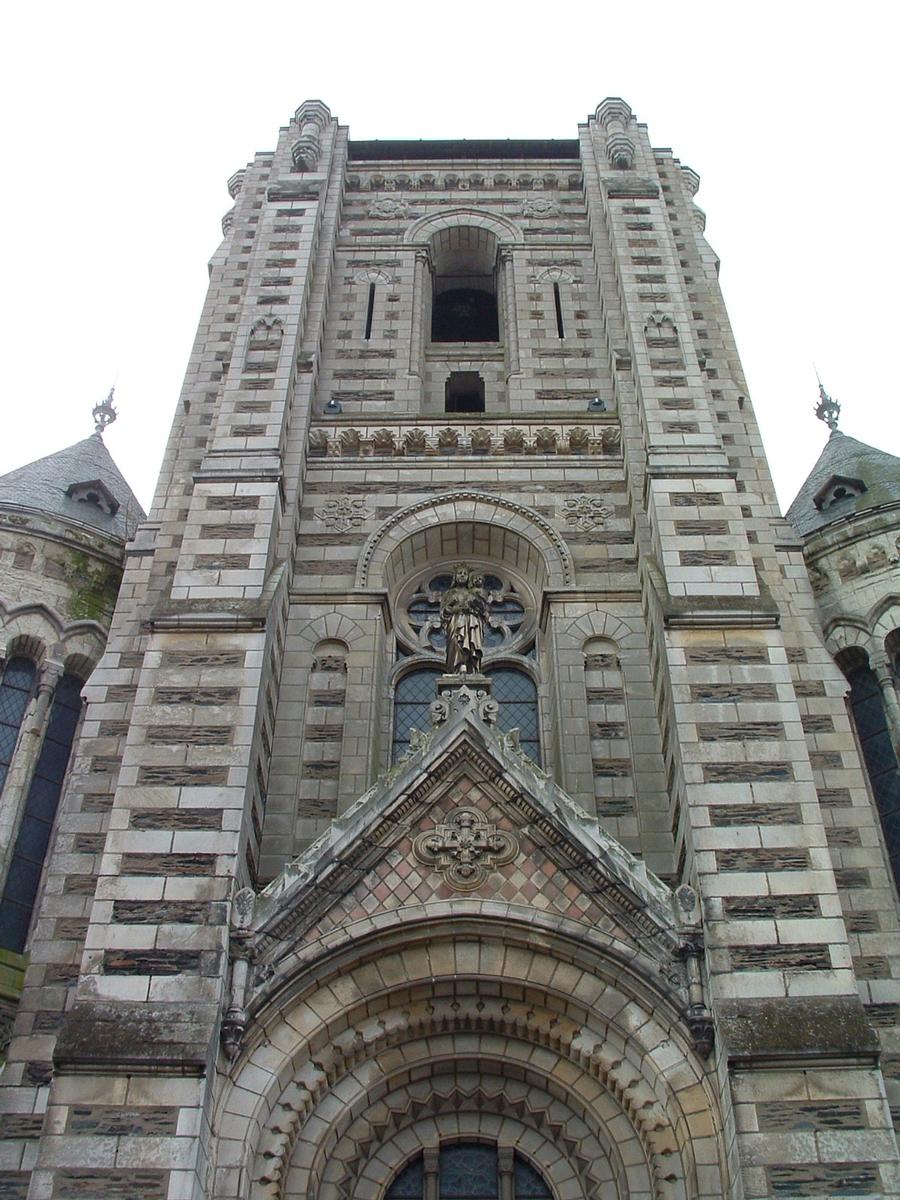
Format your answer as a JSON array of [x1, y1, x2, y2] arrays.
[[357, 492, 573, 594]]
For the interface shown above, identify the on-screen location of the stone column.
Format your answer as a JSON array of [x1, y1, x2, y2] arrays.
[[423, 1147, 439, 1200], [873, 652, 900, 756], [500, 247, 520, 378], [0, 659, 64, 881], [498, 1147, 515, 1200], [408, 248, 429, 379]]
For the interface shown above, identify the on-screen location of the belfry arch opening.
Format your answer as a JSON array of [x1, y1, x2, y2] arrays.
[[430, 226, 500, 343]]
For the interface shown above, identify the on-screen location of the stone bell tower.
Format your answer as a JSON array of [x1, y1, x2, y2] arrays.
[[2, 99, 900, 1200]]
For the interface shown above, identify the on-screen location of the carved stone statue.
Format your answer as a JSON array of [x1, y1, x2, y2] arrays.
[[440, 565, 487, 675]]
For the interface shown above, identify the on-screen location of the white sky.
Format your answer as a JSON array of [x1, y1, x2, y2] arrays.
[[2, 0, 897, 515]]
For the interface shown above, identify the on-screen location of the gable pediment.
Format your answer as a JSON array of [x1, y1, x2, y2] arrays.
[[241, 697, 689, 970]]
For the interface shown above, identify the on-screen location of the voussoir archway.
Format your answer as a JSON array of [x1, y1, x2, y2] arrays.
[[213, 918, 726, 1200], [356, 491, 573, 591]]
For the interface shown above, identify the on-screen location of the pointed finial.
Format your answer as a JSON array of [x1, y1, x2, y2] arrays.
[[814, 378, 840, 433], [92, 387, 117, 435]]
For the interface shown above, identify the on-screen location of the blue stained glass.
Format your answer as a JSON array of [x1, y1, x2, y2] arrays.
[[0, 672, 81, 953], [0, 657, 36, 795], [386, 1155, 424, 1198], [439, 1144, 498, 1198], [488, 669, 541, 765], [0, 900, 31, 950], [513, 1154, 552, 1198], [392, 667, 442, 762], [846, 662, 900, 890]]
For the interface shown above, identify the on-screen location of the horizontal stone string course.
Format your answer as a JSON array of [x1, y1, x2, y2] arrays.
[[709, 803, 801, 825], [135, 765, 229, 786], [152, 686, 239, 705], [112, 900, 225, 924], [689, 682, 778, 702], [716, 848, 810, 871], [51, 1169, 169, 1199], [0, 1173, 29, 1198], [756, 1100, 868, 1131], [66, 1106, 179, 1136], [102, 950, 208, 975], [119, 853, 217, 876], [129, 808, 225, 830], [702, 762, 794, 782], [697, 721, 785, 741], [765, 1164, 879, 1195], [728, 945, 832, 971], [722, 894, 820, 919]]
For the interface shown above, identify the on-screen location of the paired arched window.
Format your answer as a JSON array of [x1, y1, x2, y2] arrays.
[[392, 665, 540, 765], [386, 1143, 551, 1200], [0, 672, 82, 953], [0, 657, 37, 797], [391, 565, 542, 766]]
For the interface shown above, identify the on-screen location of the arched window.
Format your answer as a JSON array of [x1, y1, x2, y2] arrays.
[[392, 665, 540, 765], [429, 227, 500, 343], [582, 639, 635, 825], [0, 657, 37, 798], [386, 1144, 551, 1200], [392, 666, 442, 762], [0, 672, 82, 953], [838, 648, 900, 888], [299, 640, 348, 819], [392, 564, 541, 766]]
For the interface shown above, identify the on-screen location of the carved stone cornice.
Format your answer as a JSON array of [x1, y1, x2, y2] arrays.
[[307, 421, 621, 461]]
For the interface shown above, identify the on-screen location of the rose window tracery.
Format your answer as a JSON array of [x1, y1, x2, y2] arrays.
[[401, 572, 529, 658]]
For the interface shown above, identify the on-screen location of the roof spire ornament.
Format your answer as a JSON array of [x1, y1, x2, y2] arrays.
[[92, 387, 117, 436], [814, 377, 840, 433]]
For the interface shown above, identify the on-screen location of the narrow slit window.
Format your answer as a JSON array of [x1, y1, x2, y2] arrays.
[[553, 281, 565, 339], [364, 282, 376, 340]]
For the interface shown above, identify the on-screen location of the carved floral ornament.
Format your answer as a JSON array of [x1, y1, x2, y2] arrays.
[[521, 197, 560, 218], [366, 197, 413, 220], [413, 806, 518, 890], [561, 494, 615, 532], [313, 497, 374, 533]]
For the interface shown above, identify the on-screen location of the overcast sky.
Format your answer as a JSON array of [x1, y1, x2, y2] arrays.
[[2, 1, 897, 515]]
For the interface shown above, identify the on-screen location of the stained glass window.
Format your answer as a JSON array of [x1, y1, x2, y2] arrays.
[[491, 669, 541, 765], [0, 657, 36, 798], [392, 666, 443, 762], [386, 1155, 425, 1198], [392, 666, 540, 765], [845, 662, 900, 887], [384, 1146, 552, 1200], [404, 573, 526, 656], [0, 673, 82, 953], [440, 1144, 498, 1198]]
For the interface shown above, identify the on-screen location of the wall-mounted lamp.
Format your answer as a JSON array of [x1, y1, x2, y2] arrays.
[[587, 397, 606, 412], [324, 397, 343, 415]]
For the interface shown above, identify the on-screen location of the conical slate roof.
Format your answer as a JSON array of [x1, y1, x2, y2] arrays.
[[0, 433, 145, 541], [786, 429, 900, 538]]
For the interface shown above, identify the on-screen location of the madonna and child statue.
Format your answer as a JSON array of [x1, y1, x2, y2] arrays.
[[440, 565, 488, 675]]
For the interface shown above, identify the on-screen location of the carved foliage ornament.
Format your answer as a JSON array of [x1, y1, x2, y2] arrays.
[[522, 197, 560, 218], [367, 198, 412, 220], [413, 807, 518, 890]]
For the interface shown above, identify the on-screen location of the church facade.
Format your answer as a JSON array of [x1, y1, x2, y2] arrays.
[[2, 99, 900, 1199]]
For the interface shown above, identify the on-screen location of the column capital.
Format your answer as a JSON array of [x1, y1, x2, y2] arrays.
[[37, 660, 64, 695]]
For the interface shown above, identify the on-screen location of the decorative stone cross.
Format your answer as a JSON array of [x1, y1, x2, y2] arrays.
[[413, 806, 517, 890]]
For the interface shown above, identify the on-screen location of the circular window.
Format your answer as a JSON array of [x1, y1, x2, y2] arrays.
[[396, 566, 534, 661]]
